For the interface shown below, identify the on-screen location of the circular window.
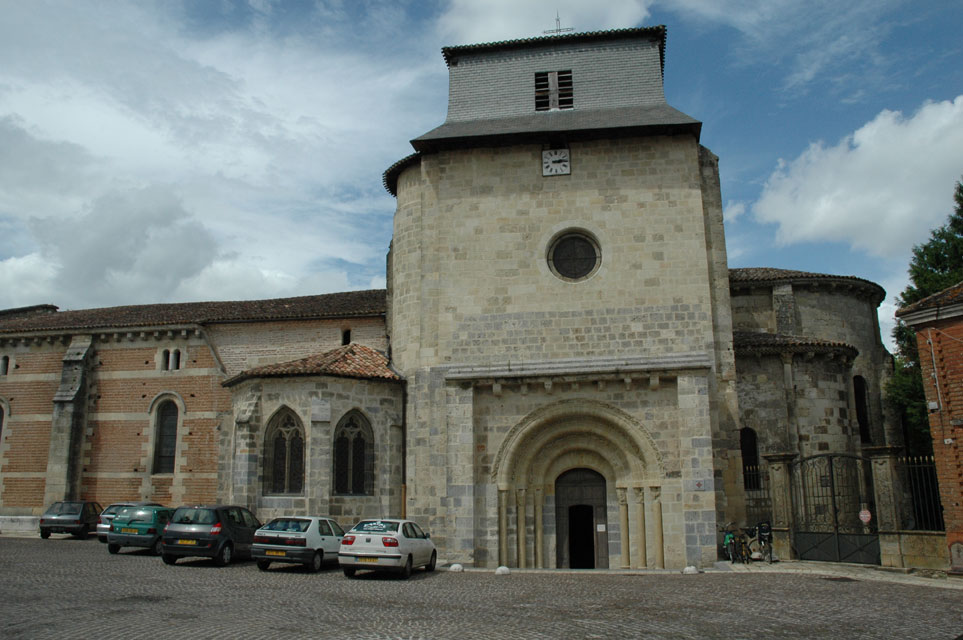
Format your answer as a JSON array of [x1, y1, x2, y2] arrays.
[[548, 232, 600, 281]]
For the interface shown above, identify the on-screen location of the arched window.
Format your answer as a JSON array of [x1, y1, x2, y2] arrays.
[[153, 400, 178, 474], [171, 349, 181, 370], [333, 412, 373, 495], [854, 375, 871, 444], [740, 427, 761, 491], [341, 329, 351, 345], [0, 355, 9, 375], [264, 410, 304, 495], [0, 405, 5, 442]]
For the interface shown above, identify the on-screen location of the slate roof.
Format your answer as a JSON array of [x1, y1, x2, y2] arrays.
[[0, 290, 386, 335], [729, 267, 885, 303], [895, 280, 963, 317], [440, 27, 668, 71], [222, 343, 400, 387], [410, 105, 701, 153], [733, 331, 858, 358]]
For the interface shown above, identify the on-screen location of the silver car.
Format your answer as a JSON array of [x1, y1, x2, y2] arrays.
[[253, 516, 344, 572], [97, 501, 161, 542], [338, 518, 436, 579]]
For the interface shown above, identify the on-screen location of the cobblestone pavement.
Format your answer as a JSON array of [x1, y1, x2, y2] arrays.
[[1, 536, 961, 639]]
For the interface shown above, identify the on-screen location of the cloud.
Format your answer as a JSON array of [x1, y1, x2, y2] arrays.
[[723, 201, 746, 223], [437, 0, 655, 44], [667, 0, 904, 94], [750, 96, 963, 258]]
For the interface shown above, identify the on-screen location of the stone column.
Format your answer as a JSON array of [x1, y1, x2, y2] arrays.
[[865, 445, 903, 568], [651, 487, 664, 569], [515, 487, 527, 568], [781, 353, 800, 454], [634, 487, 648, 568], [618, 487, 630, 569], [763, 452, 796, 561], [43, 335, 93, 506], [534, 487, 544, 568], [497, 488, 508, 567]]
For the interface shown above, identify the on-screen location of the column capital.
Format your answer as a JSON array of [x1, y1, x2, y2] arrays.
[[862, 445, 902, 459], [762, 452, 797, 464]]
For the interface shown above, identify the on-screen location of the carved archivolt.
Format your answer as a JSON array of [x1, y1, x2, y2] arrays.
[[492, 398, 663, 489]]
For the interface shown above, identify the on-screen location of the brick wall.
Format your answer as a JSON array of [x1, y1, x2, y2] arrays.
[[914, 319, 963, 562]]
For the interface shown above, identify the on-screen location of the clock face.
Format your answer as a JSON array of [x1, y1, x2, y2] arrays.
[[542, 148, 571, 176]]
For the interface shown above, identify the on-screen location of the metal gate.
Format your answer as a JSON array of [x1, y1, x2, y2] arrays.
[[789, 454, 880, 564]]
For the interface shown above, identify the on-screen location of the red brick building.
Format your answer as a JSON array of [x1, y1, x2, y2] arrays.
[[897, 280, 963, 574]]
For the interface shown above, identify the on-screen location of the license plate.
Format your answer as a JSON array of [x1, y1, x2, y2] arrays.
[[266, 550, 286, 557], [121, 528, 139, 534], [177, 539, 197, 545], [358, 557, 378, 563]]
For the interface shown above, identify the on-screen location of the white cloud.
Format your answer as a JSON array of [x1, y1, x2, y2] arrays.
[[437, 0, 655, 44], [723, 200, 746, 223], [750, 96, 963, 258]]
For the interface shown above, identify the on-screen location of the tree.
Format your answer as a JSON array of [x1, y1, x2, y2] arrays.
[[887, 177, 963, 455]]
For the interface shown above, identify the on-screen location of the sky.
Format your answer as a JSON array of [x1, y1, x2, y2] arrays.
[[1, 1, 961, 349]]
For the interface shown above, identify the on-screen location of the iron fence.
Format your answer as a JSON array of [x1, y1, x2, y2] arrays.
[[897, 455, 944, 531]]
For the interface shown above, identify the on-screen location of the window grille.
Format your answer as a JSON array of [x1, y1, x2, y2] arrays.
[[535, 70, 573, 111]]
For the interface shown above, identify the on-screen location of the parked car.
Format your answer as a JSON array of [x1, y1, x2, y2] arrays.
[[106, 505, 175, 555], [338, 518, 436, 578], [97, 501, 162, 542], [39, 501, 103, 539], [253, 516, 344, 573], [161, 505, 261, 566]]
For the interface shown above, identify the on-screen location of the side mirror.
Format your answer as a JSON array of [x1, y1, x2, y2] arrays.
[[425, 533, 430, 539]]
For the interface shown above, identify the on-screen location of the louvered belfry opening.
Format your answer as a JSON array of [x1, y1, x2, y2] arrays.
[[535, 70, 573, 111]]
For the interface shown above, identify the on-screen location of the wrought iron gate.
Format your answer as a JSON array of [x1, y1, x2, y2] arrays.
[[789, 454, 880, 564]]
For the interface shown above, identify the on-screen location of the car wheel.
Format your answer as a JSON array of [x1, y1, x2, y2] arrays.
[[162, 554, 177, 565], [98, 536, 107, 544], [40, 530, 50, 539], [215, 543, 233, 567], [307, 550, 323, 573], [107, 543, 120, 554], [400, 555, 412, 580], [342, 567, 356, 578], [74, 525, 89, 539], [256, 560, 271, 571], [151, 538, 163, 556], [426, 551, 437, 572]]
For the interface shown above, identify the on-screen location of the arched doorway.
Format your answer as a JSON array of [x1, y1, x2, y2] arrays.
[[555, 468, 608, 568]]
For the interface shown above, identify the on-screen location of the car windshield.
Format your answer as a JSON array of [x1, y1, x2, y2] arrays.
[[263, 518, 310, 533], [172, 508, 216, 525], [102, 504, 129, 516], [44, 502, 83, 515], [351, 520, 399, 533], [115, 508, 153, 523]]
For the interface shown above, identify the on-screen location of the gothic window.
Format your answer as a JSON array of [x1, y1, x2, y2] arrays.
[[535, 70, 573, 111], [333, 411, 373, 495], [152, 400, 178, 474], [264, 411, 305, 495], [740, 427, 761, 491], [854, 375, 871, 444]]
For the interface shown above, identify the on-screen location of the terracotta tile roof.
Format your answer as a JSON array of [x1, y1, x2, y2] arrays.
[[0, 290, 386, 335], [729, 267, 885, 303], [895, 280, 963, 317], [733, 331, 858, 358], [222, 343, 400, 387]]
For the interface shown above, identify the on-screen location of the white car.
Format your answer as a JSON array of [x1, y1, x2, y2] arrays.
[[252, 516, 344, 573], [339, 518, 437, 579]]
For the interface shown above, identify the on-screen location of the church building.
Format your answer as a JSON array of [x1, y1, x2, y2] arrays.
[[0, 27, 903, 570]]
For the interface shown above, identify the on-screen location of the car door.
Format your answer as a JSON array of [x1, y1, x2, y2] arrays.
[[317, 519, 341, 558], [402, 523, 426, 565], [237, 508, 259, 556], [409, 522, 430, 564]]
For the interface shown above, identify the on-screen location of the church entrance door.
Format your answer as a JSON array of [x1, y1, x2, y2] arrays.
[[555, 468, 608, 568]]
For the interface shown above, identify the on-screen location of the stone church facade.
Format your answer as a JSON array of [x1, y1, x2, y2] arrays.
[[0, 28, 900, 569]]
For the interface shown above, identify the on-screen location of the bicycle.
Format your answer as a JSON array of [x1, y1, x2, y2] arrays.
[[719, 522, 746, 563], [746, 520, 774, 563]]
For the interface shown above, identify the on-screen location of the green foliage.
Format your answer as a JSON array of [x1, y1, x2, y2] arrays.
[[887, 176, 963, 455]]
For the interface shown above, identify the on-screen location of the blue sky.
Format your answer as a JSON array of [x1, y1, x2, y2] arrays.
[[0, 1, 961, 348]]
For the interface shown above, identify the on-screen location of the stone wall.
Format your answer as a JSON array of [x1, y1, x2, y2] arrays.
[[222, 375, 403, 527]]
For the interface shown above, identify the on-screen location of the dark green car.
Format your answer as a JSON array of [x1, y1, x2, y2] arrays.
[[106, 506, 174, 555]]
